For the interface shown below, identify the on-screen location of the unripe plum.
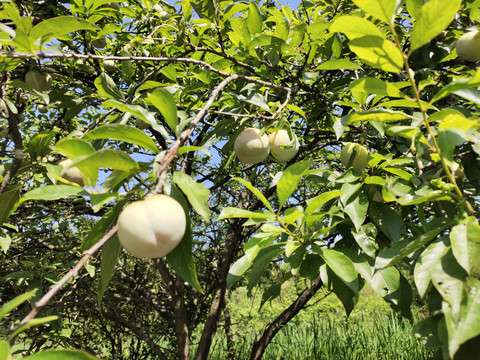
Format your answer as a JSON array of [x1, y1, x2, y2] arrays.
[[456, 31, 480, 62], [340, 142, 369, 170], [268, 129, 299, 163], [117, 195, 186, 258], [234, 127, 270, 164], [38, 104, 48, 114], [59, 159, 85, 186], [103, 60, 116, 73], [25, 70, 52, 92], [92, 37, 107, 49]]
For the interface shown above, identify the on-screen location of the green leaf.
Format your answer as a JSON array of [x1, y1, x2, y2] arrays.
[[317, 59, 362, 70], [232, 177, 273, 212], [369, 202, 406, 242], [73, 150, 139, 173], [349, 77, 406, 98], [352, 0, 398, 23], [22, 185, 88, 202], [0, 230, 11, 254], [218, 207, 275, 221], [410, 0, 462, 51], [375, 220, 452, 269], [82, 198, 126, 250], [103, 100, 158, 128], [0, 340, 10, 360], [431, 70, 480, 103], [22, 349, 99, 360], [431, 250, 466, 307], [414, 237, 450, 298], [342, 191, 369, 231], [316, 247, 359, 294], [305, 190, 345, 215], [352, 223, 379, 258], [371, 266, 399, 297], [247, 2, 262, 35], [450, 217, 480, 275], [444, 279, 480, 358], [55, 138, 96, 159], [330, 16, 384, 39], [0, 289, 37, 320], [166, 185, 202, 293], [0, 185, 21, 226], [147, 88, 178, 136], [259, 283, 281, 310], [277, 161, 313, 207], [30, 16, 98, 42], [9, 316, 59, 341], [82, 124, 159, 153], [348, 36, 404, 72], [94, 73, 125, 100], [98, 235, 121, 307], [227, 254, 253, 289], [172, 171, 210, 222], [247, 243, 285, 292], [191, 0, 215, 21]]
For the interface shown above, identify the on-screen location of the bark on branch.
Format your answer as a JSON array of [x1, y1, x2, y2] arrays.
[[249, 274, 324, 360]]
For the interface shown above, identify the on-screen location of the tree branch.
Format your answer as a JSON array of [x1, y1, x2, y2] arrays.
[[249, 274, 324, 360]]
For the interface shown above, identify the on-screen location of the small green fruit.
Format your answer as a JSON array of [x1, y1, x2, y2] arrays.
[[103, 60, 116, 73], [103, 2, 120, 10], [59, 159, 84, 186], [234, 128, 270, 164], [91, 37, 107, 49], [38, 104, 48, 114], [340, 142, 369, 170], [456, 31, 480, 62], [25, 70, 52, 92]]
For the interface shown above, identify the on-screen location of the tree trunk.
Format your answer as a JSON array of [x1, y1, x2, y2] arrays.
[[249, 274, 324, 360]]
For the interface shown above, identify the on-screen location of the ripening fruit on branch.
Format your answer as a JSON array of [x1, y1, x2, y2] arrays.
[[91, 37, 107, 49], [153, 5, 170, 20], [59, 159, 84, 186], [456, 31, 480, 62], [25, 70, 52, 92], [38, 104, 48, 114], [340, 142, 369, 170], [117, 195, 186, 258], [234, 127, 270, 164], [103, 60, 116, 73], [103, 2, 120, 10], [268, 129, 299, 163]]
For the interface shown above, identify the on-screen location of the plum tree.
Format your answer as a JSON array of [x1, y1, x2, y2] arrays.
[[456, 31, 480, 61], [24, 70, 52, 92], [117, 195, 186, 258], [234, 127, 270, 164], [340, 142, 369, 170], [58, 159, 84, 186], [268, 129, 299, 163]]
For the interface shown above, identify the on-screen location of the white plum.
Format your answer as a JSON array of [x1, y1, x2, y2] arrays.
[[268, 129, 299, 163], [234, 128, 270, 164], [117, 195, 186, 258]]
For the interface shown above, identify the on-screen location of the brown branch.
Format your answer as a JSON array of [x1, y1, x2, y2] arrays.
[[0, 72, 23, 195], [3, 52, 289, 92], [11, 225, 119, 343], [99, 306, 171, 360], [249, 274, 324, 360], [151, 74, 239, 196]]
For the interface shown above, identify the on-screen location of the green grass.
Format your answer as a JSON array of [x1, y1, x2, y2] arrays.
[[201, 282, 438, 360]]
